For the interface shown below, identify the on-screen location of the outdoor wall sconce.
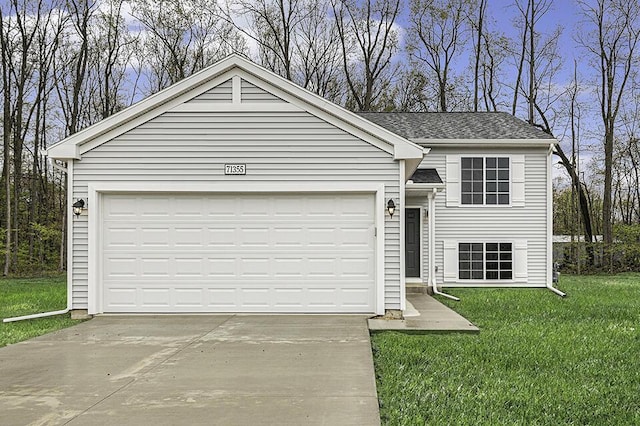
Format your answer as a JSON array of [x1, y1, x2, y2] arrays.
[[72, 199, 85, 217], [387, 199, 396, 218]]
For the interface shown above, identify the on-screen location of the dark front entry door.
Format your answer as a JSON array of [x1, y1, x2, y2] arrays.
[[405, 208, 421, 278]]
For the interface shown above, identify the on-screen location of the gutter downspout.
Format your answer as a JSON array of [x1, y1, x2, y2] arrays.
[[3, 160, 72, 323], [428, 188, 459, 301], [546, 143, 566, 298], [546, 284, 566, 297], [3, 308, 70, 323]]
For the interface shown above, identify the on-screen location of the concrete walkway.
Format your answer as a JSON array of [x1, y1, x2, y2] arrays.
[[368, 294, 479, 333], [0, 315, 380, 426]]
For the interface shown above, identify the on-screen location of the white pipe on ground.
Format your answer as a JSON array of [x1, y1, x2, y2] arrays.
[[432, 277, 460, 301], [3, 308, 70, 323], [547, 284, 566, 297]]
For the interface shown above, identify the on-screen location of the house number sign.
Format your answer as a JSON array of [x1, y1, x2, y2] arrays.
[[225, 164, 246, 175]]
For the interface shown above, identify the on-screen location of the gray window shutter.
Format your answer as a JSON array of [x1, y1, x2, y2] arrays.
[[512, 155, 525, 207], [445, 155, 460, 207], [443, 240, 457, 281], [514, 239, 528, 281]]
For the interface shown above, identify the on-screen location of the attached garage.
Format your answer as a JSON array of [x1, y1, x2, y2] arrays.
[[48, 55, 424, 316], [100, 192, 376, 313]]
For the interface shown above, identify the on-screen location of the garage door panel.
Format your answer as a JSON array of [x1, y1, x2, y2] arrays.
[[342, 228, 373, 247], [102, 193, 375, 313], [105, 257, 137, 277], [208, 258, 237, 277], [140, 197, 170, 217], [240, 228, 270, 247], [175, 257, 204, 277], [106, 288, 137, 307], [207, 288, 237, 308], [273, 258, 304, 277], [174, 227, 204, 247], [104, 196, 137, 217], [239, 258, 270, 277], [104, 253, 374, 280], [104, 227, 137, 248], [208, 228, 236, 247], [342, 258, 373, 277], [103, 282, 375, 313], [174, 288, 205, 307], [174, 197, 204, 217], [140, 228, 170, 247]]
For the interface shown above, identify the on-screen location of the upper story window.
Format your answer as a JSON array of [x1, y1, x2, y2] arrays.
[[461, 157, 510, 205]]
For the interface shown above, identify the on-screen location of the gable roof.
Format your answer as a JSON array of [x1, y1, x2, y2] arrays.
[[357, 112, 556, 145], [47, 54, 424, 170]]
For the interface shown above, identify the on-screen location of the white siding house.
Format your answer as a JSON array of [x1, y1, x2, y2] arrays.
[[48, 56, 558, 317], [359, 112, 557, 297]]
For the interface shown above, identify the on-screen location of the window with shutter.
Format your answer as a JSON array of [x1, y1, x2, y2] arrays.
[[460, 156, 510, 205]]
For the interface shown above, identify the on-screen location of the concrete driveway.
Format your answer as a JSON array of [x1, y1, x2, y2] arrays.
[[0, 315, 380, 425]]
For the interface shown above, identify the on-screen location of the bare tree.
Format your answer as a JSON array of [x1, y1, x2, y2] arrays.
[[1, 0, 68, 273], [132, 0, 245, 92], [1, 0, 55, 271], [471, 0, 486, 112], [226, 0, 309, 80], [28, 2, 66, 259], [509, 0, 561, 124], [479, 31, 510, 111], [66, 0, 94, 135], [577, 0, 640, 246], [91, 0, 138, 119], [407, 0, 470, 112], [331, 0, 401, 112], [294, 1, 344, 101], [0, 3, 13, 275]]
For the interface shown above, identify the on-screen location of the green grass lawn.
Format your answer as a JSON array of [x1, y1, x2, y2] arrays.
[[0, 275, 78, 347], [372, 274, 640, 425]]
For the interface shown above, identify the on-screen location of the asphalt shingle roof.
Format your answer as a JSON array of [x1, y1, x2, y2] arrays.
[[409, 168, 442, 184], [356, 111, 551, 141]]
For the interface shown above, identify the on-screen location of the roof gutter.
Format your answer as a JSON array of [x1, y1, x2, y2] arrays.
[[410, 138, 557, 148]]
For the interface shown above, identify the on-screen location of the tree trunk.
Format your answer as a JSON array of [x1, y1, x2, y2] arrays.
[[1, 10, 11, 275], [473, 0, 485, 112]]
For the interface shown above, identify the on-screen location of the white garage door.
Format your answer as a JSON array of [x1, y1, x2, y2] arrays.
[[101, 193, 376, 313]]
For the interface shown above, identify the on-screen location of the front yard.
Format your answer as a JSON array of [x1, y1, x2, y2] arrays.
[[0, 275, 76, 347], [372, 274, 640, 425], [3, 273, 640, 423]]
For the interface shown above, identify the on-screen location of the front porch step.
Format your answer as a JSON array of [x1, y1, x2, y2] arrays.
[[406, 284, 430, 294]]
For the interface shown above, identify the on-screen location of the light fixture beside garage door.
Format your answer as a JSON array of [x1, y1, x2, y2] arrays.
[[387, 199, 396, 218], [72, 199, 85, 217]]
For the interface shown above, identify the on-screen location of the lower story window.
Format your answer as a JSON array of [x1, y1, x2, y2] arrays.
[[459, 242, 513, 280]]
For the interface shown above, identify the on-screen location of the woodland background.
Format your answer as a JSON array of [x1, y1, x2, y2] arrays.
[[1, 0, 639, 275]]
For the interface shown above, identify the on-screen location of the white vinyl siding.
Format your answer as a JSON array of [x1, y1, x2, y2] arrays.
[[186, 79, 232, 103], [71, 109, 400, 310], [241, 79, 285, 103], [420, 147, 548, 287]]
